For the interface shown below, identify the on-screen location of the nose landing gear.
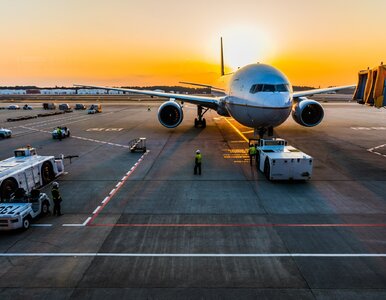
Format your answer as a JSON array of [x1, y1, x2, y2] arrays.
[[255, 126, 274, 138], [194, 105, 209, 128]]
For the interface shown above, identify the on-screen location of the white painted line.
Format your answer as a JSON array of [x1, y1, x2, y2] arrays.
[[0, 253, 386, 258], [126, 171, 132, 175], [62, 224, 84, 227], [83, 217, 92, 226], [115, 182, 122, 188], [121, 176, 126, 181], [31, 224, 53, 227], [130, 167, 134, 171], [102, 196, 109, 204], [109, 189, 116, 195], [93, 206, 101, 214]]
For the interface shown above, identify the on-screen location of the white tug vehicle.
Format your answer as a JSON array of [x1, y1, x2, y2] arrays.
[[0, 146, 64, 200], [255, 138, 313, 181], [0, 146, 64, 230]]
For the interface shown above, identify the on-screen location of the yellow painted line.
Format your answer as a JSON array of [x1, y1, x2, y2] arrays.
[[242, 130, 254, 134], [224, 118, 249, 143]]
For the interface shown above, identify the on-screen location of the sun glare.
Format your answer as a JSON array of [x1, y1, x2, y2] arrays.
[[221, 25, 275, 71]]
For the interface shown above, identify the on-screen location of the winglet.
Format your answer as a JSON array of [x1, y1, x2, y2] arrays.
[[220, 37, 225, 76]]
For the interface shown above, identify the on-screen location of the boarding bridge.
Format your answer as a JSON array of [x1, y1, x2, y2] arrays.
[[353, 63, 386, 108]]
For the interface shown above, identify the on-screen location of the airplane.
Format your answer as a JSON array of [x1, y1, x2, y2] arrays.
[[76, 38, 355, 137]]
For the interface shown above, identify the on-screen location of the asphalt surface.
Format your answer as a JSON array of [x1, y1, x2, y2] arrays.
[[0, 100, 385, 299]]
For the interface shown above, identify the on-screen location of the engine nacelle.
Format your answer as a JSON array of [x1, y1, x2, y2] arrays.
[[292, 99, 324, 127], [158, 101, 184, 128]]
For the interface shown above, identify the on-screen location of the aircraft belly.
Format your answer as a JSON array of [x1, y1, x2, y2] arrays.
[[227, 103, 291, 128]]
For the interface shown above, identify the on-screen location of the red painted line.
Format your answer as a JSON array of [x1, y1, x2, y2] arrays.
[[88, 223, 386, 228], [86, 152, 148, 225]]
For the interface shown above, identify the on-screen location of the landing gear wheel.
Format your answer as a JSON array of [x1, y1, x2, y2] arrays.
[[194, 118, 198, 128], [202, 118, 206, 128], [41, 162, 54, 185], [264, 159, 271, 180], [0, 178, 18, 201]]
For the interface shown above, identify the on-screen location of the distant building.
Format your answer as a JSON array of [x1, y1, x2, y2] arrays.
[[0, 89, 26, 95], [40, 89, 76, 95]]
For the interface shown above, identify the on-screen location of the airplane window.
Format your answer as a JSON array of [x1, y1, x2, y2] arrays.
[[262, 84, 275, 92], [250, 84, 289, 93], [249, 84, 263, 94], [276, 84, 289, 92]]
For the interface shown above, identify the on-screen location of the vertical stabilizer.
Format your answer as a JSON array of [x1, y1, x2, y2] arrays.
[[220, 37, 225, 76]]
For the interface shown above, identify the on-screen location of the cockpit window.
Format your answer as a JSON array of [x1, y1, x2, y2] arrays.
[[250, 84, 289, 94]]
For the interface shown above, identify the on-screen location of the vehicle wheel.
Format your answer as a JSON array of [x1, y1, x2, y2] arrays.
[[22, 216, 31, 230], [264, 159, 271, 180], [202, 118, 206, 128], [0, 178, 18, 201], [143, 147, 147, 153], [194, 118, 198, 128], [0, 133, 4, 138], [67, 131, 70, 137], [41, 162, 54, 185], [41, 200, 50, 216]]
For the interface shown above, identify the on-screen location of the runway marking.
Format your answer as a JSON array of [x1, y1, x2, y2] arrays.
[[0, 253, 385, 258], [88, 223, 386, 228], [83, 150, 150, 226], [92, 206, 101, 214], [62, 217, 91, 227], [367, 144, 386, 158], [20, 126, 131, 149], [351, 127, 386, 130], [224, 118, 249, 143]]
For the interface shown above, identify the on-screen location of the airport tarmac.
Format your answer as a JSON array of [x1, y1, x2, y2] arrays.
[[0, 101, 385, 299]]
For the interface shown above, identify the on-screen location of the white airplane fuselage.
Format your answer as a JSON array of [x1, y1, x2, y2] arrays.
[[222, 63, 293, 129]]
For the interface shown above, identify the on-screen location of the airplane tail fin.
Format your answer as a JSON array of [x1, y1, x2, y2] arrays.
[[220, 37, 225, 76]]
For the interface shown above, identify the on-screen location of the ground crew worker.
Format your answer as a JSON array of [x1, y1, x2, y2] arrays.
[[51, 182, 63, 216], [194, 149, 202, 175], [57, 127, 62, 141], [248, 143, 257, 166]]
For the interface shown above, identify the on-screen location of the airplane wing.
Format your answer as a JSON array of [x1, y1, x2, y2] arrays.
[[293, 85, 356, 98], [74, 84, 220, 110]]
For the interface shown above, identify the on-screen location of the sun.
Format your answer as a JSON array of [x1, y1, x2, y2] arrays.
[[221, 25, 276, 71]]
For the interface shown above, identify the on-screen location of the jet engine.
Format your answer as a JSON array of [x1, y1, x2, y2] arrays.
[[158, 101, 184, 128], [291, 99, 324, 127]]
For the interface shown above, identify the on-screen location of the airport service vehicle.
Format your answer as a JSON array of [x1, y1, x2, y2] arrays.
[[52, 126, 70, 139], [76, 38, 355, 137], [0, 146, 64, 200], [87, 104, 102, 114], [43, 102, 56, 110], [75, 103, 86, 110], [0, 128, 12, 138], [7, 105, 20, 110], [23, 104, 33, 110], [255, 138, 313, 181], [0, 189, 52, 230], [59, 103, 71, 111]]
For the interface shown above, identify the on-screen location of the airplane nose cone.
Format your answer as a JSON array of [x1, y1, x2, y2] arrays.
[[263, 92, 291, 108]]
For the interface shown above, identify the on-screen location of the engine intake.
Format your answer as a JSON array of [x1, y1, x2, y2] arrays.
[[292, 99, 324, 127], [158, 101, 183, 128]]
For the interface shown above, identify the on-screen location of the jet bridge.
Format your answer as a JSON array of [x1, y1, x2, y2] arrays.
[[353, 63, 386, 108]]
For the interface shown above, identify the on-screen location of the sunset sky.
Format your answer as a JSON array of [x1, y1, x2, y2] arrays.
[[1, 0, 385, 87]]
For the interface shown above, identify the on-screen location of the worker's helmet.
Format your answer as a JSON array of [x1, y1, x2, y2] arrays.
[[196, 149, 201, 154], [52, 182, 59, 188]]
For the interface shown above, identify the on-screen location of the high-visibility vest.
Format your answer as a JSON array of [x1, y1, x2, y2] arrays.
[[195, 153, 202, 163], [249, 146, 257, 155]]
